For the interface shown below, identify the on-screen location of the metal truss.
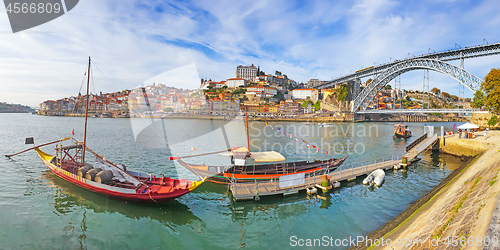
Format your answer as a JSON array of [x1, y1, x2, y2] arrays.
[[356, 109, 483, 114], [352, 59, 483, 113], [317, 42, 500, 90]]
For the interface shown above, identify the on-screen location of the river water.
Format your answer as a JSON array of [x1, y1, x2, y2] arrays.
[[0, 113, 464, 249]]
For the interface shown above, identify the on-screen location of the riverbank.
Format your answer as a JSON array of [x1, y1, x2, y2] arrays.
[[352, 131, 500, 249]]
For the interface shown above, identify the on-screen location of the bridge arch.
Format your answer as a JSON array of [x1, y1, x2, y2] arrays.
[[352, 59, 483, 112]]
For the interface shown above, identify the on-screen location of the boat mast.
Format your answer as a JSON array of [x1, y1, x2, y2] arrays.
[[82, 56, 91, 167], [245, 106, 249, 150]]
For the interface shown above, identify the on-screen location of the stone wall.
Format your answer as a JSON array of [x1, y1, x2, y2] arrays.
[[439, 136, 492, 157], [471, 112, 499, 129]]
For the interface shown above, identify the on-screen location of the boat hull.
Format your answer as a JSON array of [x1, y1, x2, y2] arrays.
[[36, 148, 201, 202], [178, 156, 348, 184], [393, 133, 411, 139]]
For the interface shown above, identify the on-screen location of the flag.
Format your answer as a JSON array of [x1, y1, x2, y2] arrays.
[[72, 129, 75, 136], [295, 138, 298, 142], [306, 144, 309, 148], [289, 134, 292, 138], [191, 147, 195, 151], [317, 148, 319, 152], [325, 151, 328, 155], [312, 145, 316, 148]]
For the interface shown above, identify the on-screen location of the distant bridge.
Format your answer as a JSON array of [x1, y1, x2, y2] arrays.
[[356, 109, 484, 114], [316, 42, 500, 90], [351, 59, 484, 113]]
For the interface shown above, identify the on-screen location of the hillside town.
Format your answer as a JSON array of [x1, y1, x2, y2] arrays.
[[38, 64, 470, 120]]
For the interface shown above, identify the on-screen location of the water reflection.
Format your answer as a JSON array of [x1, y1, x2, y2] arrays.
[[41, 171, 202, 229]]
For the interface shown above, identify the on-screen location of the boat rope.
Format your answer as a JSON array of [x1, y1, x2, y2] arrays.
[[59, 66, 88, 143], [148, 189, 158, 203]]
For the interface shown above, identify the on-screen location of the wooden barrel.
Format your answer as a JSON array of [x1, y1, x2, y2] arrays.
[[95, 170, 114, 184], [77, 165, 93, 178], [85, 168, 102, 181]]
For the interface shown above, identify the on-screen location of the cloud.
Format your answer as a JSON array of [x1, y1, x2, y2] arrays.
[[1, 0, 500, 106]]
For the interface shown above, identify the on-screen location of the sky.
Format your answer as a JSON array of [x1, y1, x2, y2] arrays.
[[1, 0, 500, 107]]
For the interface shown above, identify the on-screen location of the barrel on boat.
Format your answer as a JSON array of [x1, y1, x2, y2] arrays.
[[85, 168, 102, 181], [95, 170, 114, 184], [77, 165, 93, 178]]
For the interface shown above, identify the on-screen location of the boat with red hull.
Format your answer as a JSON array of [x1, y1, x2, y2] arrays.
[[36, 145, 202, 202], [394, 124, 412, 139], [6, 57, 203, 202]]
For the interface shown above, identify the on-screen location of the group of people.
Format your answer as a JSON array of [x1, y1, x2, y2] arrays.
[[457, 128, 489, 139]]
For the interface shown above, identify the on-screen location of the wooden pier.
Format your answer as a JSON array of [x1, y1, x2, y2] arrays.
[[230, 132, 440, 201]]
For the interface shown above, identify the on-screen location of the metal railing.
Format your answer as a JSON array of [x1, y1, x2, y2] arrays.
[[406, 133, 428, 152], [230, 153, 406, 199]]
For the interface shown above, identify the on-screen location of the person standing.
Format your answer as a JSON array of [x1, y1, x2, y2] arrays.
[[458, 129, 462, 139]]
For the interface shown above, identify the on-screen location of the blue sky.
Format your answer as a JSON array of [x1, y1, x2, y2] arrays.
[[1, 0, 500, 106]]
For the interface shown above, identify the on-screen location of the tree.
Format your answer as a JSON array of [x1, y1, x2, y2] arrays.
[[163, 107, 174, 112], [482, 68, 500, 113], [313, 101, 321, 111], [471, 90, 485, 108], [337, 84, 350, 102], [450, 95, 459, 101], [442, 92, 451, 99], [488, 115, 498, 128], [385, 84, 392, 90], [431, 87, 441, 95]]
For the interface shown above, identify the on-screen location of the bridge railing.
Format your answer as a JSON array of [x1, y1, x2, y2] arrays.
[[406, 133, 427, 152]]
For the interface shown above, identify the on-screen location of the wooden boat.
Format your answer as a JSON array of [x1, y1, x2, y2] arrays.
[[36, 144, 202, 202], [393, 124, 412, 139], [173, 107, 348, 184], [177, 147, 348, 184], [7, 57, 203, 202]]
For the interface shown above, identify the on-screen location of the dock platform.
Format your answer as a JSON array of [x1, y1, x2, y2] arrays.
[[230, 131, 440, 201]]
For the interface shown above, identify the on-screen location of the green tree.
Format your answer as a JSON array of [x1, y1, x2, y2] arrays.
[[163, 107, 174, 112], [471, 90, 485, 108], [488, 115, 498, 128], [313, 101, 321, 111], [232, 88, 246, 95], [385, 84, 392, 90], [337, 84, 350, 102], [482, 68, 500, 113], [301, 101, 311, 108], [442, 92, 451, 99]]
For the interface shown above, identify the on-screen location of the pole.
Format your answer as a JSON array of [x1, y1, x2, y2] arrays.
[[82, 57, 91, 167], [245, 106, 250, 150], [5, 138, 71, 157]]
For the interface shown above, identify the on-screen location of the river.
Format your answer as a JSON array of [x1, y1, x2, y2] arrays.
[[0, 113, 465, 249]]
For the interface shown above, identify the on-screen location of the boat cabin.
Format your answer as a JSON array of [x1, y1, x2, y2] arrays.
[[230, 147, 286, 166]]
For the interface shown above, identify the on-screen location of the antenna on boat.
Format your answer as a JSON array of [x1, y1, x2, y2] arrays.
[[82, 56, 91, 167]]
